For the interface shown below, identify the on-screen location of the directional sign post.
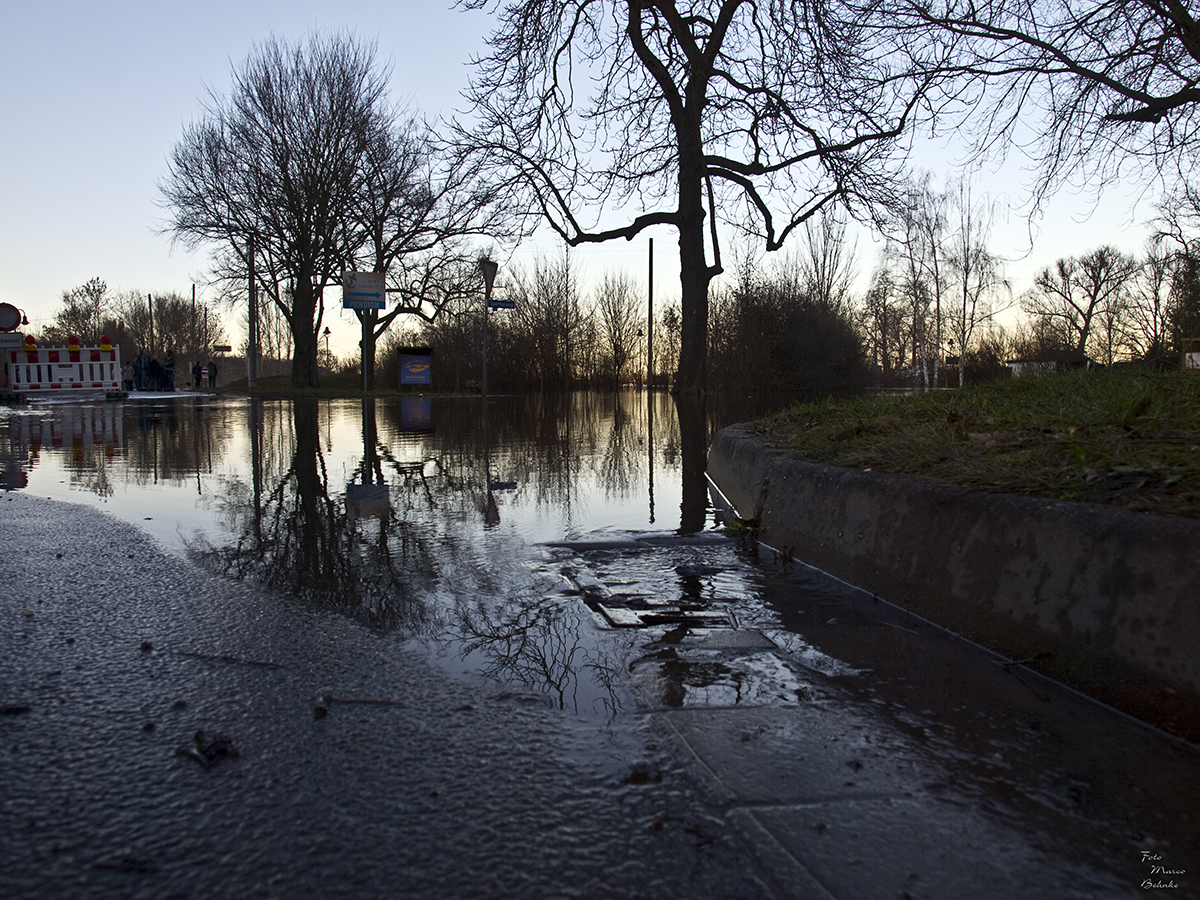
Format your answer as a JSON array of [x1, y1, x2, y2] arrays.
[[480, 259, 499, 400], [342, 271, 386, 310]]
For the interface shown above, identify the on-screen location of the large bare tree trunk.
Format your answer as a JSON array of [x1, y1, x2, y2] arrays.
[[676, 136, 712, 396], [290, 282, 321, 389]]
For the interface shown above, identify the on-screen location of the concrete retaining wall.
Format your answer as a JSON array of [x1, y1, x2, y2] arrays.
[[708, 422, 1200, 740]]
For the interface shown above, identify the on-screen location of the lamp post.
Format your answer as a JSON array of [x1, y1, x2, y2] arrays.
[[480, 258, 499, 400], [323, 327, 331, 370]]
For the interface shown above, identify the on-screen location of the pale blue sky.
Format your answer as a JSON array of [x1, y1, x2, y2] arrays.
[[0, 2, 1157, 356], [0, 1, 496, 354]]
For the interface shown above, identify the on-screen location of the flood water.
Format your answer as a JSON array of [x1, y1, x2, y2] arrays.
[[0, 392, 769, 716], [3, 391, 1199, 896]]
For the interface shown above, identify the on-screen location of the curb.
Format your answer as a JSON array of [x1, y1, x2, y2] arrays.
[[707, 422, 1200, 742]]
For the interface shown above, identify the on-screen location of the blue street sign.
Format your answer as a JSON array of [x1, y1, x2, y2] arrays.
[[342, 272, 386, 310], [488, 299, 516, 310]]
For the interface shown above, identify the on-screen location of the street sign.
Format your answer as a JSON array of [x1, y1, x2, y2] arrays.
[[488, 299, 516, 310], [343, 271, 386, 310], [212, 344, 232, 353], [0, 303, 21, 331], [0, 332, 24, 348]]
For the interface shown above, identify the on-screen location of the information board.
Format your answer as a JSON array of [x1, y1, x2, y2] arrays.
[[343, 271, 386, 310]]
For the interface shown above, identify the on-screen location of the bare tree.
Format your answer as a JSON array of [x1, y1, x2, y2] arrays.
[[857, 266, 909, 380], [887, 1, 1200, 200], [345, 109, 508, 389], [593, 271, 643, 390], [886, 175, 949, 389], [796, 209, 859, 314], [656, 302, 682, 385], [1021, 245, 1138, 359], [945, 176, 1009, 385], [455, 1, 948, 394], [161, 33, 388, 388], [1125, 240, 1175, 363], [1169, 251, 1200, 350], [508, 251, 587, 392], [240, 292, 292, 363], [49, 278, 111, 345]]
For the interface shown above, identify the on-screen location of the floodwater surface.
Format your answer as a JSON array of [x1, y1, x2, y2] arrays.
[[0, 392, 758, 714]]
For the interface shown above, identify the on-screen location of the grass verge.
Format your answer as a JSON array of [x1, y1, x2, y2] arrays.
[[756, 368, 1200, 518]]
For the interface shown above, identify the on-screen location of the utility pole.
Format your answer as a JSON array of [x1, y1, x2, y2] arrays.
[[247, 235, 259, 388], [647, 238, 654, 388], [148, 294, 155, 356]]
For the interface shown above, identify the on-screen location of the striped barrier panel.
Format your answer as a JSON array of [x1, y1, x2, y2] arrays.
[[6, 346, 122, 392]]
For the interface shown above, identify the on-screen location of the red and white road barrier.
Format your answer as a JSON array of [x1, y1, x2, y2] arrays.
[[5, 337, 121, 393]]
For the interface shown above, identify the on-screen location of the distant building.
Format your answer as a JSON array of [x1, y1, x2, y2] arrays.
[[1007, 350, 1098, 378]]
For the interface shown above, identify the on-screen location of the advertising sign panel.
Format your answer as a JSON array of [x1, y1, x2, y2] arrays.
[[400, 349, 432, 385], [342, 271, 386, 310]]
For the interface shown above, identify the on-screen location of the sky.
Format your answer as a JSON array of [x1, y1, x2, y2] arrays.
[[0, 2, 1162, 358]]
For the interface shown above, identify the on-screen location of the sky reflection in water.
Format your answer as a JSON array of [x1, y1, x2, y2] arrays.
[[1, 393, 734, 550], [0, 392, 772, 716]]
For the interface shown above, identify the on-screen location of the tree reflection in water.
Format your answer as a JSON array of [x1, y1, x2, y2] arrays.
[[5, 390, 793, 714], [190, 399, 438, 633], [448, 595, 628, 716]]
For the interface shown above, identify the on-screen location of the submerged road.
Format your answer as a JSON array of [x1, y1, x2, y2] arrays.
[[3, 490, 1198, 898]]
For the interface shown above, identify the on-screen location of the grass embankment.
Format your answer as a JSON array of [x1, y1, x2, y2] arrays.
[[757, 368, 1200, 519]]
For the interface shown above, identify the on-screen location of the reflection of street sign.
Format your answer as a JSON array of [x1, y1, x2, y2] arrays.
[[400, 396, 433, 432], [346, 482, 389, 520], [489, 480, 518, 491], [343, 271, 386, 310], [487, 299, 515, 310]]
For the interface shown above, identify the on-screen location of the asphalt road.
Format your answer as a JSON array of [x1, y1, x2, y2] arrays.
[[0, 492, 772, 899]]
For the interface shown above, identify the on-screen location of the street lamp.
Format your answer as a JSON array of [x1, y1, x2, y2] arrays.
[[323, 327, 331, 369]]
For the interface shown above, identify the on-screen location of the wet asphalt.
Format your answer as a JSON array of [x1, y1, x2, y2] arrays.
[[549, 531, 1200, 899], [0, 493, 770, 899], [4, 489, 1199, 899]]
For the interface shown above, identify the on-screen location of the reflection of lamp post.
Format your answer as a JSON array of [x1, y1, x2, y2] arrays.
[[637, 329, 644, 388], [480, 259, 499, 400], [323, 327, 331, 370]]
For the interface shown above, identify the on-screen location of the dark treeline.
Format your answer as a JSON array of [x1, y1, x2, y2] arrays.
[[381, 244, 867, 395]]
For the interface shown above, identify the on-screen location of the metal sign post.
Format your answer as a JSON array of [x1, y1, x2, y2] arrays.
[[480, 259, 499, 400], [343, 271, 387, 393]]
